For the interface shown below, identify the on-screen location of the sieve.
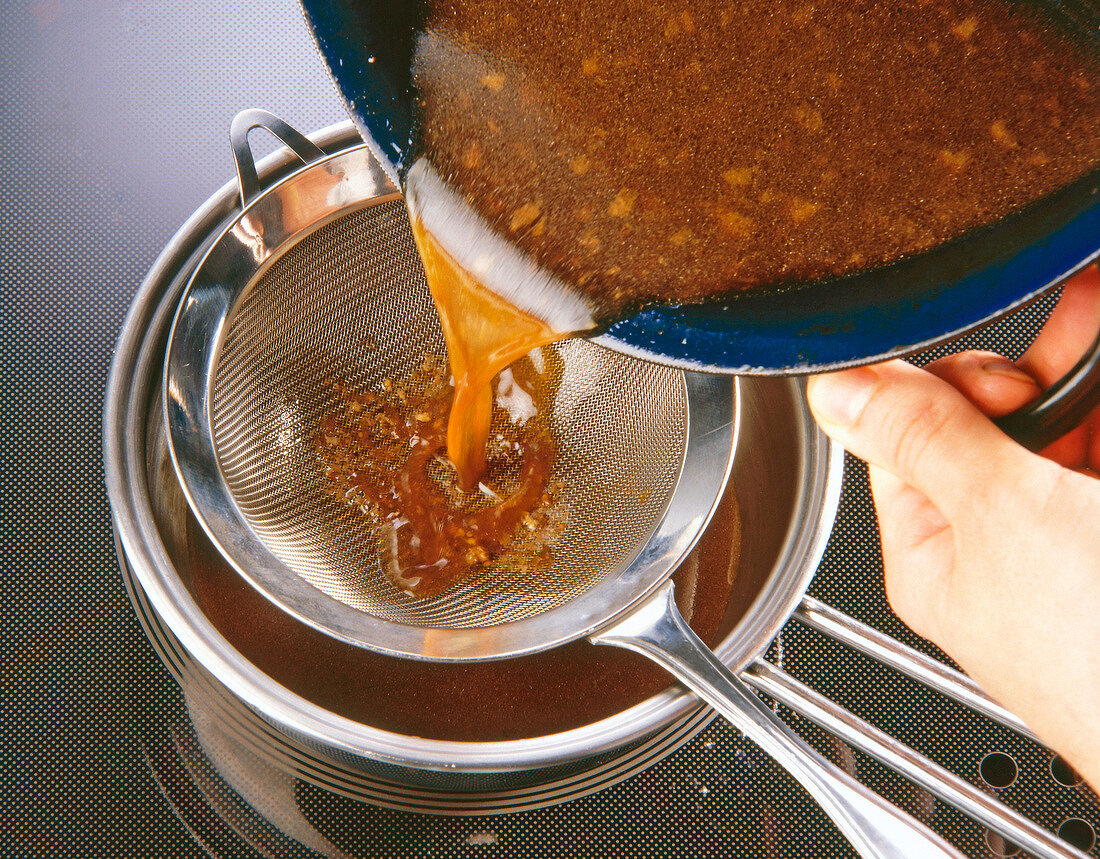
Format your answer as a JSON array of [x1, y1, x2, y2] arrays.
[[165, 111, 962, 858]]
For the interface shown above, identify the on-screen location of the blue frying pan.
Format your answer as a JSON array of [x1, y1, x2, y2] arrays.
[[299, 0, 1100, 448]]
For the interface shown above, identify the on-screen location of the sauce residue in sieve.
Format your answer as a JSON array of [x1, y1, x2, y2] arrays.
[[314, 352, 566, 598]]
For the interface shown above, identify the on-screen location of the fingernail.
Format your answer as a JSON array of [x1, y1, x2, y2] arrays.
[[807, 367, 878, 427], [980, 357, 1035, 385]]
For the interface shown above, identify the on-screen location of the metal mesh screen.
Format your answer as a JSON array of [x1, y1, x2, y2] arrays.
[[211, 201, 687, 628]]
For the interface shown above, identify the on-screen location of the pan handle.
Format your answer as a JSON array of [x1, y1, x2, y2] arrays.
[[993, 317, 1100, 452], [592, 581, 965, 859], [229, 109, 326, 207]]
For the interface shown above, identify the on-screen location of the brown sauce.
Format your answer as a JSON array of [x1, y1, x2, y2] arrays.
[[190, 484, 743, 741], [289, 0, 1098, 615], [410, 0, 1100, 318], [314, 351, 564, 598]]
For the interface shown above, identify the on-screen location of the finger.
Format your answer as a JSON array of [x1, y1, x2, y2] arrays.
[[922, 350, 1040, 417], [999, 266, 1100, 467], [867, 463, 954, 643], [807, 360, 1030, 523], [925, 348, 1096, 473], [1018, 263, 1100, 386]]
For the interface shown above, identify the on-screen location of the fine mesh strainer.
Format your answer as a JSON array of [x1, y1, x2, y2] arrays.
[[165, 111, 965, 859], [165, 113, 735, 661], [206, 201, 696, 633]]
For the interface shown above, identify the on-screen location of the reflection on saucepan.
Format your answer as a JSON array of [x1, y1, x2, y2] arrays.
[[187, 466, 742, 741]]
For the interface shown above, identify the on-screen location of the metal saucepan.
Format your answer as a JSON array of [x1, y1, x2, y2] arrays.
[[160, 114, 963, 855], [103, 124, 843, 793]]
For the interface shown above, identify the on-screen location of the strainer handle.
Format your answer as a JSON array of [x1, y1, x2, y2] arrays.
[[591, 582, 964, 859], [230, 109, 326, 207]]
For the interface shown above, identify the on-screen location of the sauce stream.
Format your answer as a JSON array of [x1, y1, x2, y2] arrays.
[[408, 216, 562, 489]]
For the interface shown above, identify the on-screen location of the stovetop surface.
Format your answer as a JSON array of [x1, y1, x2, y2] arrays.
[[3, 2, 1097, 857]]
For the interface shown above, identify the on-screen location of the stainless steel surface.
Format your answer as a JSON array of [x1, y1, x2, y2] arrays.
[[123, 542, 724, 810], [594, 583, 963, 859], [746, 661, 1089, 859], [230, 108, 326, 206], [138, 118, 976, 856], [160, 133, 940, 858], [795, 596, 1040, 744]]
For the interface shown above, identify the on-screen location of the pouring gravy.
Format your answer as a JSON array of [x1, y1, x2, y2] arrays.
[[325, 0, 1100, 596]]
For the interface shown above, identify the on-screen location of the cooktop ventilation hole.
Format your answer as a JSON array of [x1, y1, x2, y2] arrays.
[[980, 751, 1019, 790]]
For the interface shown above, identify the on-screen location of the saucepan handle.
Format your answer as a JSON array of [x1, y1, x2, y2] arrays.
[[994, 320, 1100, 451], [591, 582, 965, 859], [229, 109, 326, 207]]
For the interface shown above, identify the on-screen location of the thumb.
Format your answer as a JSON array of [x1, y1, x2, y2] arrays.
[[806, 360, 1031, 522]]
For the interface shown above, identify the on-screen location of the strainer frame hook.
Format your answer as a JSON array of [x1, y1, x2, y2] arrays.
[[230, 108, 326, 207]]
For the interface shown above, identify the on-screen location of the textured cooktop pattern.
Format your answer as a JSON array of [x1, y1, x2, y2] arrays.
[[3, 2, 1097, 857]]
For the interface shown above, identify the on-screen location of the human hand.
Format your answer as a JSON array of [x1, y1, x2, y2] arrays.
[[806, 264, 1100, 787]]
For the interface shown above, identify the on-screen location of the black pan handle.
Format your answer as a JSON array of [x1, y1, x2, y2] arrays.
[[994, 321, 1100, 452], [229, 109, 326, 207]]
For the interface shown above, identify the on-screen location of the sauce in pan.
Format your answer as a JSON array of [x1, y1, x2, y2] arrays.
[[412, 0, 1100, 317], [191, 486, 744, 740]]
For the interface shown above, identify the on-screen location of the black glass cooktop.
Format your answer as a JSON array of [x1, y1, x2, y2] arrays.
[[4, 3, 1098, 857]]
